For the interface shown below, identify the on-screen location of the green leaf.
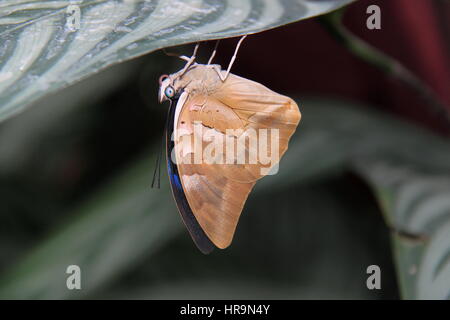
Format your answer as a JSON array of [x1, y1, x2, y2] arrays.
[[356, 161, 450, 299], [0, 0, 355, 122]]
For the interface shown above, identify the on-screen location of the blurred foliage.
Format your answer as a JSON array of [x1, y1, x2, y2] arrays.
[[357, 162, 450, 299], [320, 8, 450, 128]]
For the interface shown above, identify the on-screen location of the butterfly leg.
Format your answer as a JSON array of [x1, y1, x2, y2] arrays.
[[179, 43, 200, 76], [211, 65, 226, 82], [213, 35, 247, 82], [207, 40, 220, 65]]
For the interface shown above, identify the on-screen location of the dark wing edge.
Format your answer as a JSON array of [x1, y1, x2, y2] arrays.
[[166, 99, 216, 254]]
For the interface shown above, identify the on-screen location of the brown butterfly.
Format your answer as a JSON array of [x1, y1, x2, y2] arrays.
[[158, 36, 301, 253]]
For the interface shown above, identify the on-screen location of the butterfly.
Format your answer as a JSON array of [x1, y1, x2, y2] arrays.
[[157, 36, 301, 253]]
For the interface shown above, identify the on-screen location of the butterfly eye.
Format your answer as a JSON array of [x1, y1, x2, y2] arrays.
[[165, 86, 175, 99]]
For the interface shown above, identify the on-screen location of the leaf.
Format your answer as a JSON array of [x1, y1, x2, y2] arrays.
[[355, 161, 450, 299], [0, 0, 355, 122]]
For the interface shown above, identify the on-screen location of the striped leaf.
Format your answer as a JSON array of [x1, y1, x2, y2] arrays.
[[0, 0, 354, 121], [356, 161, 450, 299]]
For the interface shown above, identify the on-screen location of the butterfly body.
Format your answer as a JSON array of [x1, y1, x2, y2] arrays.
[[159, 60, 301, 253]]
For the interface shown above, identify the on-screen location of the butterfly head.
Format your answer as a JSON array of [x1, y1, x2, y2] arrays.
[[158, 69, 192, 103], [158, 74, 177, 103], [160, 63, 212, 102]]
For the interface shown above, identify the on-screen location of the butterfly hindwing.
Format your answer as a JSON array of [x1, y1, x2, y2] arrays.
[[171, 71, 300, 249], [166, 98, 215, 254]]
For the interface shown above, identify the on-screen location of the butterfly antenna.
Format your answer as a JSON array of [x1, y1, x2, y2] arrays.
[[150, 137, 163, 189], [207, 40, 220, 65], [151, 100, 172, 189]]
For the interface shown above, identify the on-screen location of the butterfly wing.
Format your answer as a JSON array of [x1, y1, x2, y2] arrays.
[[171, 73, 301, 250], [214, 73, 301, 162], [166, 98, 215, 254]]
